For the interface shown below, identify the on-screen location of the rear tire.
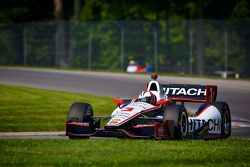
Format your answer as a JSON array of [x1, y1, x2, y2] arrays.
[[163, 104, 188, 139], [220, 103, 231, 138]]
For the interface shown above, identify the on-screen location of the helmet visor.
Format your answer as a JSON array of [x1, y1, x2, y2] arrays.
[[140, 96, 151, 103]]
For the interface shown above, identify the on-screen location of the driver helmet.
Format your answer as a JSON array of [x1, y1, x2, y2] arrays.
[[140, 91, 156, 105]]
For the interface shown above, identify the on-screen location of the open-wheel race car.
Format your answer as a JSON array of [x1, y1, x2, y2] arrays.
[[66, 73, 231, 140]]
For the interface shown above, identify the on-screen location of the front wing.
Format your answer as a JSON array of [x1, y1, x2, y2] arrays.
[[66, 121, 171, 139], [66, 116, 225, 140]]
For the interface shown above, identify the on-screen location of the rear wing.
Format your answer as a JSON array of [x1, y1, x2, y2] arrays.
[[162, 84, 217, 103]]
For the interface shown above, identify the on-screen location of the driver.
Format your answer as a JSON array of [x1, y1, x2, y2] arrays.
[[139, 91, 156, 105]]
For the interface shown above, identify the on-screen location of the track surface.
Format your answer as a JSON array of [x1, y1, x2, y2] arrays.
[[0, 67, 249, 138], [0, 127, 249, 139]]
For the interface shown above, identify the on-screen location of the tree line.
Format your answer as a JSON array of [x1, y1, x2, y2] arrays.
[[0, 0, 249, 76], [0, 0, 249, 23]]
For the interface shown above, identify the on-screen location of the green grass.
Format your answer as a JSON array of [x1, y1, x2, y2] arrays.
[[0, 139, 249, 167], [0, 84, 115, 132]]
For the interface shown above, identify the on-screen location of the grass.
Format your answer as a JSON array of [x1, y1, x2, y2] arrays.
[[0, 84, 115, 132], [0, 139, 249, 167]]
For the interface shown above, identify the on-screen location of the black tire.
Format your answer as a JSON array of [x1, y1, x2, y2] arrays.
[[163, 104, 188, 139], [220, 103, 231, 138], [67, 102, 93, 122], [67, 102, 94, 139]]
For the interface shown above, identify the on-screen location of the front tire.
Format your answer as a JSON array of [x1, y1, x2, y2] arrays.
[[67, 102, 93, 122], [67, 102, 94, 139]]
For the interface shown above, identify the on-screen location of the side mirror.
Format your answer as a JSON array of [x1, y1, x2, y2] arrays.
[[156, 99, 171, 105], [113, 98, 124, 104]]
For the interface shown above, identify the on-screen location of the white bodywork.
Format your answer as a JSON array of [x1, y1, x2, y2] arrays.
[[188, 105, 222, 134], [107, 102, 157, 126]]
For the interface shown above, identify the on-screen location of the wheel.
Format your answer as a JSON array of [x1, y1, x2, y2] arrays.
[[67, 102, 94, 139], [163, 104, 188, 139], [67, 102, 93, 122], [221, 103, 231, 138]]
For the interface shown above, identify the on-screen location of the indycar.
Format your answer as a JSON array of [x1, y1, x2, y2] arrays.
[[66, 73, 231, 140]]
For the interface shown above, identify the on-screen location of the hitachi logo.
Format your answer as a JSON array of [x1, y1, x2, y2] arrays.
[[188, 119, 221, 131], [164, 88, 206, 96]]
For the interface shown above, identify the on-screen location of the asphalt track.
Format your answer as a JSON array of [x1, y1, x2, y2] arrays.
[[0, 67, 249, 139]]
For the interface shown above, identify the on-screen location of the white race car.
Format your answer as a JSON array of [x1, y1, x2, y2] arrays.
[[66, 73, 231, 140]]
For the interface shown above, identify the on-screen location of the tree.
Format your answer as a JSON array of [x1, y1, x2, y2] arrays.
[[74, 0, 81, 25], [0, 0, 54, 24], [196, 0, 204, 75]]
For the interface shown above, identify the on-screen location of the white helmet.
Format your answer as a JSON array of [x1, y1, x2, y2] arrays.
[[140, 91, 156, 105]]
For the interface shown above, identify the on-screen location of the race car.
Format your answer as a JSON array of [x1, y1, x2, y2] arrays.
[[66, 73, 231, 140]]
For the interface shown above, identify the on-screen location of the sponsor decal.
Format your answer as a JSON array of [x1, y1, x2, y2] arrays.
[[108, 121, 118, 124], [164, 87, 206, 96], [188, 119, 221, 131], [116, 113, 130, 119], [122, 107, 134, 112], [130, 103, 147, 109], [113, 118, 121, 122], [133, 123, 153, 127], [67, 122, 89, 126]]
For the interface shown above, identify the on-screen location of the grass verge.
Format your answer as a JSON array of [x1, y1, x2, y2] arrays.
[[0, 84, 115, 132], [0, 139, 249, 167]]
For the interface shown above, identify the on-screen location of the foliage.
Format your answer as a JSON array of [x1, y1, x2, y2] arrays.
[[78, 0, 250, 21], [0, 1, 250, 75], [25, 22, 57, 66], [0, 1, 250, 24], [0, 0, 54, 23]]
